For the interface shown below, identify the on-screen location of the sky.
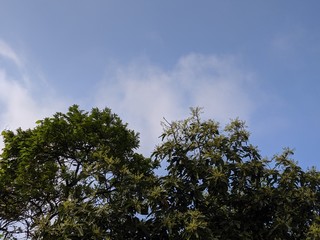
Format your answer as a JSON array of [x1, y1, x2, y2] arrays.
[[0, 0, 320, 169]]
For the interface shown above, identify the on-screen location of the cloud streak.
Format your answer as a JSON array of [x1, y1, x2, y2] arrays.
[[95, 54, 259, 154], [0, 40, 23, 68]]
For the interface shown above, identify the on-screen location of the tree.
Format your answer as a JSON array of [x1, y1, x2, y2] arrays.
[[150, 108, 320, 239], [0, 105, 157, 239], [1, 106, 320, 239]]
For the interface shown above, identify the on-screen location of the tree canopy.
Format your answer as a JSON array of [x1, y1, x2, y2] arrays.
[[0, 106, 319, 239], [0, 105, 156, 239]]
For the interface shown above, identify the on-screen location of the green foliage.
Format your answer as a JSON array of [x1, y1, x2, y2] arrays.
[[0, 105, 157, 239], [150, 107, 320, 239], [1, 106, 319, 239]]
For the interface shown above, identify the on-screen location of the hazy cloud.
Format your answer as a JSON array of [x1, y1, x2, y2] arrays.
[[0, 40, 68, 151], [96, 54, 259, 154], [270, 26, 307, 61]]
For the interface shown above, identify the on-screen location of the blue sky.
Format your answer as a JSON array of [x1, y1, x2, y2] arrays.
[[0, 1, 320, 168]]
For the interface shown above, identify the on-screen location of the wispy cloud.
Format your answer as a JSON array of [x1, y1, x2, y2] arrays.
[[0, 40, 69, 151], [0, 40, 23, 68], [95, 54, 260, 154]]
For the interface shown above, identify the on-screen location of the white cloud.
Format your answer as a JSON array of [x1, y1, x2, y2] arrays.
[[95, 54, 259, 154], [0, 40, 68, 151], [0, 70, 39, 130], [0, 41, 262, 156]]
